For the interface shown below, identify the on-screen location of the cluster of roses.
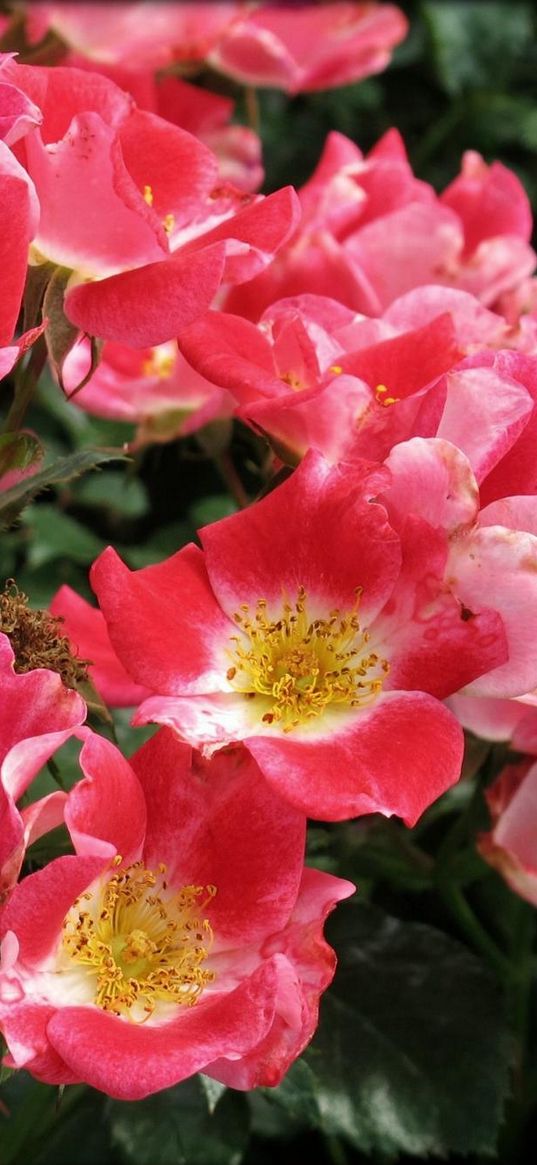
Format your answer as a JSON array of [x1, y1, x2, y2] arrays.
[[1, 0, 537, 1105]]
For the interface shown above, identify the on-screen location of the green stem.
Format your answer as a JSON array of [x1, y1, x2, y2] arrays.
[[244, 86, 260, 135], [0, 336, 47, 441], [436, 878, 512, 979], [46, 758, 66, 792], [214, 450, 250, 509], [509, 901, 535, 1087], [323, 1134, 350, 1165]]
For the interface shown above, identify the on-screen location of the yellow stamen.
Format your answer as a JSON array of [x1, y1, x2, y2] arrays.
[[62, 863, 216, 1020], [143, 184, 154, 206], [375, 383, 400, 407], [141, 346, 176, 380], [329, 364, 343, 375], [162, 213, 175, 236], [280, 371, 303, 390], [226, 586, 389, 732]]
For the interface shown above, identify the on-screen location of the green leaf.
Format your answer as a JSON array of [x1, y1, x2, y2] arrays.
[[0, 432, 43, 478], [73, 470, 148, 517], [422, 1, 534, 95], [0, 447, 126, 528], [302, 901, 511, 1158], [263, 1060, 322, 1130], [23, 505, 105, 568], [0, 1075, 90, 1165], [189, 495, 237, 528], [109, 1077, 250, 1165], [119, 521, 192, 569]]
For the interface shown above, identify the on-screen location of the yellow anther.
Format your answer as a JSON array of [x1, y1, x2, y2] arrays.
[[163, 213, 175, 235], [226, 588, 388, 732], [141, 346, 175, 380], [61, 864, 217, 1021], [329, 365, 343, 374], [143, 184, 154, 206], [375, 383, 399, 407]]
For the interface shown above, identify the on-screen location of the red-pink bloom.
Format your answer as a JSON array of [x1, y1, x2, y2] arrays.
[[447, 692, 537, 750], [0, 74, 43, 379], [49, 587, 150, 707], [208, 2, 408, 93], [25, 2, 244, 69], [224, 131, 535, 326], [89, 447, 526, 823], [62, 337, 234, 447], [177, 288, 535, 467], [0, 728, 353, 1097], [381, 439, 537, 701], [3, 58, 299, 348], [65, 64, 264, 194], [0, 53, 42, 146], [477, 760, 537, 907], [26, 2, 407, 94], [0, 635, 85, 900]]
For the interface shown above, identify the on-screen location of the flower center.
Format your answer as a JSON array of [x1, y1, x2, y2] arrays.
[[141, 343, 176, 380], [226, 586, 389, 732], [62, 860, 216, 1020]]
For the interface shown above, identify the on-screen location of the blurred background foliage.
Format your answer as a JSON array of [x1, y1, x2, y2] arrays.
[[2, 2, 537, 1164]]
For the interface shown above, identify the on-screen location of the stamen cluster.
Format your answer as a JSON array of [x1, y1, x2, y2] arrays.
[[62, 860, 216, 1020], [227, 586, 389, 731]]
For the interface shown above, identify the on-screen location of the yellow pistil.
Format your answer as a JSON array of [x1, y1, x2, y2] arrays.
[[226, 586, 389, 732], [62, 862, 216, 1020]]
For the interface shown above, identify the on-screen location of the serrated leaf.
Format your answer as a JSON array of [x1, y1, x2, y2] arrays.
[[304, 901, 511, 1158], [0, 447, 126, 528], [108, 1076, 250, 1165], [199, 1076, 227, 1115], [263, 1060, 322, 1129]]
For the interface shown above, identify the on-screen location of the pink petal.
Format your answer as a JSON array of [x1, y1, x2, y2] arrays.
[[65, 242, 227, 347], [131, 730, 306, 947], [200, 449, 401, 625], [246, 690, 463, 824], [382, 437, 479, 536], [50, 585, 150, 707], [338, 312, 460, 399], [452, 525, 537, 697], [0, 855, 109, 963], [206, 867, 354, 1089], [26, 112, 167, 275], [182, 186, 302, 285], [0, 142, 39, 345], [91, 544, 234, 695], [65, 730, 146, 862], [118, 108, 218, 227], [437, 366, 533, 483], [46, 960, 279, 1099]]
